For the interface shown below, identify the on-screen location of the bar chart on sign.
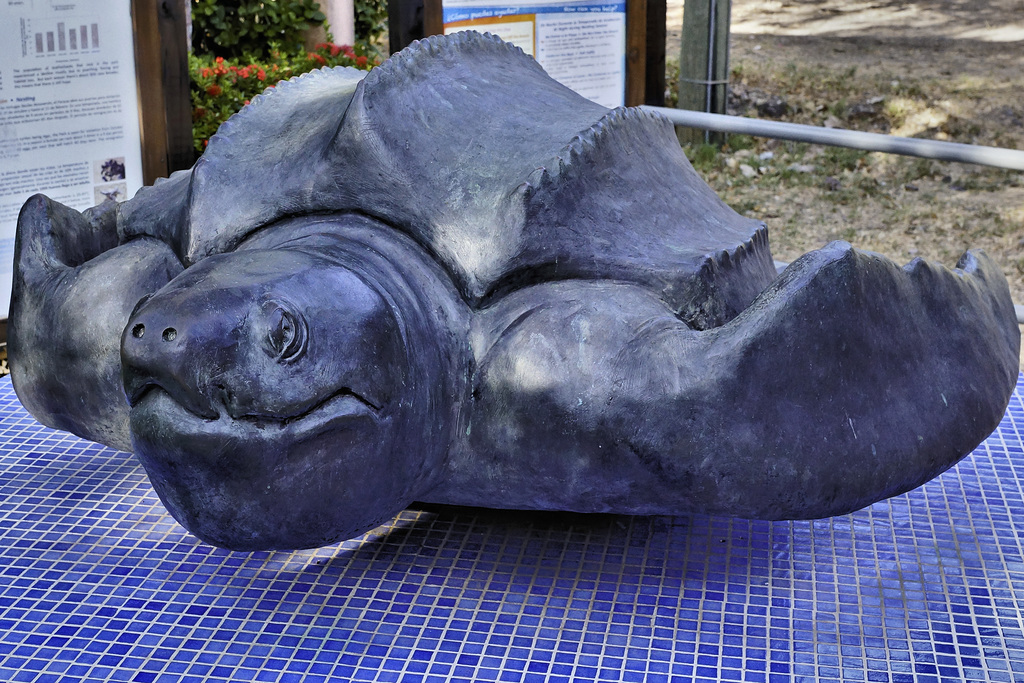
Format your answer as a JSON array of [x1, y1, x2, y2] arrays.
[[19, 16, 100, 57]]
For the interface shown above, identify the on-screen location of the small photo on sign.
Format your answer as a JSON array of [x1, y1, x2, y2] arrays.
[[94, 182, 127, 204], [0, 125, 17, 161], [94, 157, 127, 183]]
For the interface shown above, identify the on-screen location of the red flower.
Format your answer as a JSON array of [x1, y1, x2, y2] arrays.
[[243, 99, 250, 106], [329, 44, 341, 57], [356, 55, 367, 67], [201, 67, 212, 78], [309, 52, 326, 65], [215, 56, 224, 64], [239, 67, 250, 78], [203, 139, 209, 147], [206, 84, 222, 96], [257, 69, 266, 81]]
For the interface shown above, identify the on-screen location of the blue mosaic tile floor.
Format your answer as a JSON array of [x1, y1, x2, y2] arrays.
[[2, 375, 1024, 682]]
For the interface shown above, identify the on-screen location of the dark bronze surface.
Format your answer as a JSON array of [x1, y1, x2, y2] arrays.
[[8, 33, 1020, 551]]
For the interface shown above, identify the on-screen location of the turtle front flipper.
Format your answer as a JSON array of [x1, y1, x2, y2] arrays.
[[9, 195, 183, 451], [447, 244, 1018, 519], [616, 242, 1020, 519]]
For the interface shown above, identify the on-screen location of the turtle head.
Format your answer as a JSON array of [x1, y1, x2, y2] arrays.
[[121, 245, 445, 550]]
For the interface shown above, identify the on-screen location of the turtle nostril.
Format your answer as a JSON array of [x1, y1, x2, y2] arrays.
[[162, 328, 177, 342], [132, 324, 145, 338]]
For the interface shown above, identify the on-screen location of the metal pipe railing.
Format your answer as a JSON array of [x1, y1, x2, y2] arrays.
[[640, 106, 1024, 172]]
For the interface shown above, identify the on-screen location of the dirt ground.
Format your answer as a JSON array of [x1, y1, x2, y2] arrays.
[[666, 0, 1024, 310]]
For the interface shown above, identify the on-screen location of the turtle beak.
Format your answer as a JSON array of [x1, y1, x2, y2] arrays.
[[121, 301, 222, 421]]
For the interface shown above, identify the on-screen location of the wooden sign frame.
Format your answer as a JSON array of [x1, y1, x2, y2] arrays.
[[392, 0, 665, 107]]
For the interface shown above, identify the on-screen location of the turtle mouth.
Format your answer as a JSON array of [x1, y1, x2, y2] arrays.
[[126, 380, 381, 425], [125, 378, 219, 421], [228, 387, 382, 424]]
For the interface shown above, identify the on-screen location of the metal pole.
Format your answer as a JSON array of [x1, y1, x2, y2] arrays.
[[703, 0, 715, 145], [677, 0, 730, 145], [641, 105, 1024, 171]]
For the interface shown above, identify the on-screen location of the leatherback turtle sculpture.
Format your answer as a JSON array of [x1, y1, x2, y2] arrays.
[[9, 33, 1020, 551]]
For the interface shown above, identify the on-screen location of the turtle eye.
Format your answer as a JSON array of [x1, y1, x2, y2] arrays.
[[263, 302, 307, 362]]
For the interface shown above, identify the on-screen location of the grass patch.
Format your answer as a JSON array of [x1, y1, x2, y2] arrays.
[[665, 37, 1024, 305]]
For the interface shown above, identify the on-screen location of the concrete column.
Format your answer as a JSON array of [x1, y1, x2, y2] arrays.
[[183, 0, 192, 48], [323, 0, 356, 45]]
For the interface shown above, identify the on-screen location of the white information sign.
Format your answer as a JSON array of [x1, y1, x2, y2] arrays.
[[0, 0, 143, 318], [442, 1, 626, 109]]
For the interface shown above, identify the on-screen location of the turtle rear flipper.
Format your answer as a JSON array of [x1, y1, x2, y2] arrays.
[[505, 106, 776, 328]]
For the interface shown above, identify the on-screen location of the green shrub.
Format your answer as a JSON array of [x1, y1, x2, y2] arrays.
[[192, 0, 327, 58], [686, 143, 719, 173], [190, 43, 380, 152], [354, 0, 388, 43]]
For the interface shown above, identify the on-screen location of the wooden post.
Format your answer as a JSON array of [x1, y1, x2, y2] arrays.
[[388, 0, 423, 54], [677, 0, 730, 144], [645, 0, 666, 106], [157, 0, 194, 175], [624, 0, 647, 107], [132, 0, 170, 184], [423, 0, 443, 37], [131, 0, 193, 184]]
